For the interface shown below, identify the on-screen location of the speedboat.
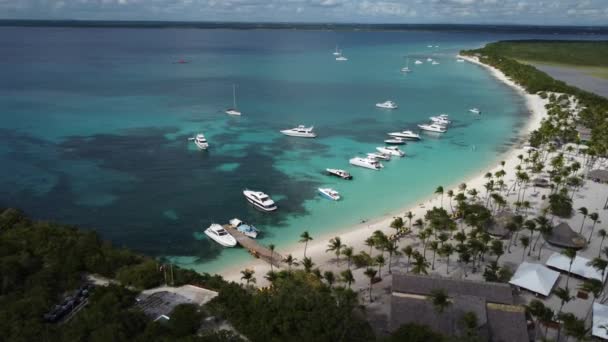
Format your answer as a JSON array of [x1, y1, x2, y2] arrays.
[[456, 58, 465, 63], [384, 138, 406, 145], [326, 168, 353, 180], [194, 134, 209, 150], [367, 152, 391, 161], [225, 84, 242, 116], [415, 60, 423, 65], [426, 58, 433, 62], [430, 115, 451, 125], [280, 125, 316, 138], [204, 224, 237, 247], [431, 61, 440, 65], [349, 157, 383, 170], [418, 123, 447, 133], [229, 218, 259, 239], [318, 188, 341, 201], [376, 101, 398, 109], [377, 146, 405, 157], [387, 131, 421, 140], [469, 108, 481, 115], [243, 189, 277, 212]]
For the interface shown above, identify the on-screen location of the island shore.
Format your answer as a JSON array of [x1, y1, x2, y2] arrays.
[[219, 54, 549, 285]]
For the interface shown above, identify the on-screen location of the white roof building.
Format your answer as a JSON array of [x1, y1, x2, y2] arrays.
[[509, 262, 560, 296], [546, 253, 607, 282], [593, 303, 608, 340]]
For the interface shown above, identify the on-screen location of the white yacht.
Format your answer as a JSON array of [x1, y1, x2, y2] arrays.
[[333, 45, 341, 56], [384, 138, 406, 145], [326, 168, 353, 180], [225, 84, 242, 116], [401, 57, 411, 73], [376, 100, 398, 109], [418, 123, 447, 133], [335, 51, 348, 61], [377, 146, 405, 157], [318, 188, 341, 201], [387, 131, 421, 140], [469, 108, 481, 115], [456, 58, 465, 63], [194, 134, 209, 150], [280, 125, 316, 138], [426, 58, 433, 62], [430, 115, 451, 125], [431, 61, 440, 65], [367, 152, 391, 161], [415, 60, 423, 65], [229, 218, 259, 239], [204, 224, 237, 247], [243, 189, 277, 212], [349, 157, 383, 170]]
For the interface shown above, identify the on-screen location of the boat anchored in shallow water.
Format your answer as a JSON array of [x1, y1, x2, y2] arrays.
[[280, 125, 316, 138], [367, 152, 391, 161], [469, 108, 481, 115], [418, 123, 447, 133], [229, 218, 259, 239], [430, 114, 451, 125], [349, 157, 383, 170], [415, 60, 423, 65], [318, 188, 341, 201], [326, 168, 353, 180], [377, 146, 405, 157], [376, 100, 398, 109], [387, 130, 421, 140], [193, 133, 209, 150], [384, 137, 406, 145], [225, 84, 242, 116], [204, 224, 237, 247], [243, 189, 277, 212]]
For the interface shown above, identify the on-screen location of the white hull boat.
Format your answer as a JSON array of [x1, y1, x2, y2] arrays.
[[377, 146, 405, 157], [243, 189, 277, 212], [376, 100, 398, 109], [415, 60, 423, 65], [204, 224, 237, 247], [225, 84, 242, 116], [194, 134, 209, 150], [349, 157, 383, 170], [280, 125, 316, 138], [388, 131, 421, 140], [418, 123, 447, 133], [469, 108, 481, 115], [229, 218, 259, 239], [318, 188, 341, 201], [384, 138, 406, 145], [326, 168, 353, 180], [367, 152, 391, 161]]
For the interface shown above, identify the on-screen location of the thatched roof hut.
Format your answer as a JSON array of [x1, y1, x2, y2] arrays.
[[544, 222, 586, 249], [484, 211, 514, 238]]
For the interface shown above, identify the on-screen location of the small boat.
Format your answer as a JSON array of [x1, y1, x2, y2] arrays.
[[229, 218, 259, 239], [469, 108, 481, 115], [415, 60, 423, 65], [335, 51, 348, 61], [427, 45, 433, 48], [418, 123, 447, 133], [426, 58, 433, 62], [367, 152, 391, 161], [384, 138, 406, 145], [243, 189, 277, 212], [456, 58, 465, 63], [204, 224, 237, 247], [431, 61, 440, 65], [280, 125, 316, 138], [430, 115, 451, 125], [387, 130, 421, 140], [376, 101, 398, 109], [349, 157, 383, 170], [377, 146, 405, 157], [225, 84, 242, 116], [174, 58, 190, 64], [318, 188, 341, 201], [326, 168, 353, 180], [193, 134, 209, 150], [333, 45, 341, 56], [401, 57, 411, 73]]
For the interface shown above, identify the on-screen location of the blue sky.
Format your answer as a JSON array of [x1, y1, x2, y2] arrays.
[[1, 0, 607, 25]]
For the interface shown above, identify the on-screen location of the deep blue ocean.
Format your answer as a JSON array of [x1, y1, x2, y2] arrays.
[[1, 26, 606, 272]]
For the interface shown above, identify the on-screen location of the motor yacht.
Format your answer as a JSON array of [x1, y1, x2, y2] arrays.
[[243, 189, 277, 212], [415, 60, 423, 65], [326, 168, 353, 180], [430, 115, 451, 125], [377, 146, 405, 157], [280, 125, 316, 138], [384, 138, 406, 145], [367, 152, 391, 161], [349, 157, 383, 170], [204, 224, 237, 247], [194, 134, 209, 150], [225, 84, 242, 116], [318, 188, 341, 201], [418, 123, 447, 133], [376, 100, 398, 109], [387, 130, 421, 140], [469, 108, 481, 115], [431, 61, 440, 65], [229, 218, 259, 239], [426, 58, 433, 62]]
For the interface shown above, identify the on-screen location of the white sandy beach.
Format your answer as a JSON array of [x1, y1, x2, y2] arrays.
[[219, 54, 550, 285]]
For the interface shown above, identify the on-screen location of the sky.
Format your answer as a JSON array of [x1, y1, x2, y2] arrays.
[[1, 0, 607, 25]]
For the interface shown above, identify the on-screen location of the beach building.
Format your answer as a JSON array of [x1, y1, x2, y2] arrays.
[[509, 262, 560, 296], [546, 253, 607, 282], [136, 285, 218, 321], [484, 211, 514, 238], [389, 274, 529, 341], [593, 303, 608, 340], [588, 169, 608, 184], [544, 222, 587, 249]]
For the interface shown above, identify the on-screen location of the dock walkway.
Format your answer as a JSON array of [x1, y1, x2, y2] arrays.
[[224, 225, 283, 268]]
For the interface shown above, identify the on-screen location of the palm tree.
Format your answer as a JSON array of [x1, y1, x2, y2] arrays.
[[520, 236, 530, 261], [302, 256, 314, 273], [299, 231, 313, 258], [375, 254, 386, 279], [326, 237, 345, 266], [365, 237, 376, 257], [429, 241, 439, 270], [505, 222, 518, 253], [429, 289, 451, 314], [435, 186, 445, 208], [553, 287, 574, 315], [587, 257, 608, 287], [405, 211, 414, 229], [589, 212, 600, 243], [533, 216, 550, 251], [265, 270, 278, 284], [341, 246, 354, 270], [441, 243, 455, 275], [240, 269, 256, 286], [385, 243, 399, 274], [564, 318, 590, 342], [524, 220, 536, 256], [579, 279, 603, 317], [340, 269, 355, 288], [364, 268, 377, 302], [283, 254, 298, 272], [537, 223, 553, 260], [562, 248, 577, 289], [269, 244, 276, 272], [411, 252, 430, 275], [447, 189, 455, 214], [402, 245, 413, 272], [490, 240, 504, 263], [323, 271, 336, 288], [578, 207, 589, 233], [599, 229, 607, 257], [467, 188, 479, 202]]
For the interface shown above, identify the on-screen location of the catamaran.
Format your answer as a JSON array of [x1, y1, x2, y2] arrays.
[[225, 84, 242, 116]]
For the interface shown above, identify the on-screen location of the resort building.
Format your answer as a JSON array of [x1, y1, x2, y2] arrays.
[[136, 285, 218, 321], [389, 274, 530, 341], [509, 262, 560, 297]]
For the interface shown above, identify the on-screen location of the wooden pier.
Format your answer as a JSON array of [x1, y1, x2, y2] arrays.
[[224, 225, 283, 268]]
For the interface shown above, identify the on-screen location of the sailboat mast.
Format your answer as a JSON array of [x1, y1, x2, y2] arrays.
[[233, 84, 237, 108]]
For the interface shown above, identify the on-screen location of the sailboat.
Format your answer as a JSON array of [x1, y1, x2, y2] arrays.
[[333, 45, 341, 56], [225, 84, 242, 116], [401, 57, 411, 73]]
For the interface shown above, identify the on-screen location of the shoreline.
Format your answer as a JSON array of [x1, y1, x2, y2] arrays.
[[218, 54, 549, 284]]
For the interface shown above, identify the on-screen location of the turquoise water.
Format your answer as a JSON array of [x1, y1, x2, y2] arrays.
[[1, 27, 602, 273]]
